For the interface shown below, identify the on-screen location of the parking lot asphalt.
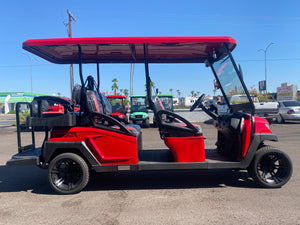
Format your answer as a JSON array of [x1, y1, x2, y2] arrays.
[[0, 120, 299, 225]]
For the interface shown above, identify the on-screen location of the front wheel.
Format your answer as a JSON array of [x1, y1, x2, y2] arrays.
[[48, 153, 90, 194], [248, 146, 292, 188]]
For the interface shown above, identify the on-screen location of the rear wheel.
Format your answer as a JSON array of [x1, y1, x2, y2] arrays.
[[144, 119, 150, 128], [248, 146, 292, 188], [276, 114, 285, 124], [48, 153, 90, 194]]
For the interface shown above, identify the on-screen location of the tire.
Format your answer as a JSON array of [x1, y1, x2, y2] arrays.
[[48, 153, 90, 194], [144, 119, 150, 128], [276, 114, 285, 124], [248, 146, 293, 188]]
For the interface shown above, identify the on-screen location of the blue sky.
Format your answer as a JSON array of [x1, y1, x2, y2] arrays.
[[0, 0, 299, 98]]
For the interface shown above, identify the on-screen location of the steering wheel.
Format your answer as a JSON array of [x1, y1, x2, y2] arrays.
[[190, 94, 205, 112], [190, 94, 218, 120]]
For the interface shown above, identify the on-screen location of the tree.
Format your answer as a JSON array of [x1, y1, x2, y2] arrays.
[[111, 78, 119, 95], [123, 89, 129, 99], [120, 89, 123, 95], [145, 81, 156, 95], [176, 89, 181, 97], [191, 90, 195, 97], [123, 88, 129, 109], [169, 88, 173, 95]]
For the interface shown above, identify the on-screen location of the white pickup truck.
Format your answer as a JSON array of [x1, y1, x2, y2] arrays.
[[218, 95, 279, 122]]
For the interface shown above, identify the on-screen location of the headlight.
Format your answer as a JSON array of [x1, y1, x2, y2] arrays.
[[118, 115, 125, 118]]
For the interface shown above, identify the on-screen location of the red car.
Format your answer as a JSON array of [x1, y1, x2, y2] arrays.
[[7, 36, 292, 194]]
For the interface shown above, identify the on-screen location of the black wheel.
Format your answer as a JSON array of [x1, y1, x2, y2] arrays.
[[144, 119, 150, 128], [48, 153, 90, 194], [276, 114, 285, 124], [248, 146, 292, 188]]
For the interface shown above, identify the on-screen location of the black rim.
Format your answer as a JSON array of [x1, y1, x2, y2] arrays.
[[50, 158, 83, 191], [257, 152, 290, 185]]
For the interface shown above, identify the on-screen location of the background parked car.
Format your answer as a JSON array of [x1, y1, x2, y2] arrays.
[[277, 100, 300, 123]]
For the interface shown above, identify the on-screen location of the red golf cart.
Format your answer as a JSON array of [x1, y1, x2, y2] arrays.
[[106, 95, 128, 123], [7, 36, 292, 194]]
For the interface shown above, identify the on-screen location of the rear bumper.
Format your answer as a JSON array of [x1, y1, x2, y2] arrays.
[[282, 114, 300, 121], [6, 148, 41, 166], [255, 113, 279, 121]]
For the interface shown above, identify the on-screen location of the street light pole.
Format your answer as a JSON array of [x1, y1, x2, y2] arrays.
[[258, 42, 274, 93], [22, 52, 33, 97]]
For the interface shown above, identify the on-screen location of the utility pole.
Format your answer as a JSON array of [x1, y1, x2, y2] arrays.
[[258, 42, 274, 93], [65, 10, 76, 97], [130, 63, 135, 95]]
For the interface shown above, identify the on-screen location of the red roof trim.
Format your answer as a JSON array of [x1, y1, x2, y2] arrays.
[[24, 36, 236, 46], [22, 36, 237, 64]]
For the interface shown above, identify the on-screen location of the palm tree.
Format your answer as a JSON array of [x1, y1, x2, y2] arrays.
[[145, 81, 156, 95], [123, 88, 129, 109], [169, 88, 173, 95], [191, 90, 195, 97], [123, 89, 129, 99], [120, 89, 123, 95], [111, 78, 119, 95], [176, 89, 181, 97]]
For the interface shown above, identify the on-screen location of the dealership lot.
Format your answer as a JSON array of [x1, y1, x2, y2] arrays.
[[0, 121, 299, 225]]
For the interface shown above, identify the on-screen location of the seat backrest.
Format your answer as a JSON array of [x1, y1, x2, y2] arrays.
[[98, 92, 112, 115], [86, 90, 104, 114], [152, 96, 167, 124], [72, 84, 112, 115]]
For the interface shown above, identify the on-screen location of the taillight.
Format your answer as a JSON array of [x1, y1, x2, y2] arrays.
[[287, 109, 295, 114]]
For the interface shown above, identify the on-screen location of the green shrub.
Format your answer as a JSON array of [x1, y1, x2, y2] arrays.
[[7, 110, 16, 114]]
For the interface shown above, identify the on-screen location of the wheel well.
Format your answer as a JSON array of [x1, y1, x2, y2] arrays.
[[48, 148, 92, 168]]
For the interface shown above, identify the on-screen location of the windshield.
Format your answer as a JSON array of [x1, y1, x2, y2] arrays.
[[108, 98, 125, 113], [158, 96, 173, 111], [131, 97, 147, 112], [212, 55, 253, 113]]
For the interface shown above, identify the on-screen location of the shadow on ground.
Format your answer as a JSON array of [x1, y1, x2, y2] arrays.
[[0, 165, 259, 195]]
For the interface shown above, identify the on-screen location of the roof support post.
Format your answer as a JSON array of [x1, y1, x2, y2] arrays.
[[97, 63, 100, 93], [77, 44, 84, 87], [143, 44, 153, 110]]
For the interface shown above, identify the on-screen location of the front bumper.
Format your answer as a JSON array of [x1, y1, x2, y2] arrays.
[[130, 118, 148, 124]]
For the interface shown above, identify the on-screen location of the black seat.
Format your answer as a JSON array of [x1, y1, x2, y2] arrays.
[[151, 96, 202, 138], [72, 84, 142, 137]]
